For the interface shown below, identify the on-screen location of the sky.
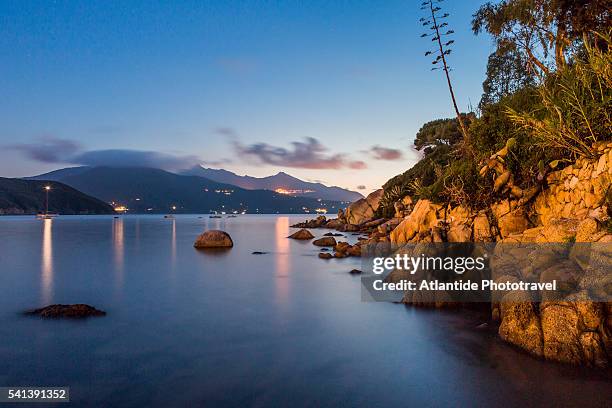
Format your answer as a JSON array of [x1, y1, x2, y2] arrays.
[[0, 0, 494, 194]]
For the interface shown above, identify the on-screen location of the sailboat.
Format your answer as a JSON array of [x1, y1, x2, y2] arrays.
[[36, 185, 59, 219]]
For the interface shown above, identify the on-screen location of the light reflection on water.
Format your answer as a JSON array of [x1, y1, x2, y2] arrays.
[[0, 214, 609, 407], [112, 217, 124, 291], [275, 216, 290, 306], [40, 218, 53, 305]]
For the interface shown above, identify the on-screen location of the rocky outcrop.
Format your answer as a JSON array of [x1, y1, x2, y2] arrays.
[[194, 230, 234, 248], [291, 215, 328, 229], [291, 142, 612, 367], [345, 189, 383, 225], [313, 237, 337, 247], [534, 145, 611, 226], [498, 291, 544, 356], [25, 304, 106, 318], [288, 229, 314, 240], [387, 142, 612, 367], [390, 200, 442, 244]]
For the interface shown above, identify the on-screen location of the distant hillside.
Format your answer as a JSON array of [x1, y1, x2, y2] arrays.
[[182, 167, 363, 202], [0, 177, 114, 215], [30, 167, 343, 214]]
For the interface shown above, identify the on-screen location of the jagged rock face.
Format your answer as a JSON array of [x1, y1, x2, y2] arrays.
[[384, 143, 612, 367], [447, 206, 472, 242], [345, 189, 383, 225], [499, 291, 544, 357], [473, 212, 493, 242], [535, 143, 611, 226], [499, 297, 611, 367], [491, 201, 530, 238], [390, 200, 442, 244]]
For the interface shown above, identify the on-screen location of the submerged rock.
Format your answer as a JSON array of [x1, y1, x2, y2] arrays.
[[323, 232, 344, 237], [313, 237, 337, 247], [25, 304, 106, 318], [252, 251, 268, 255], [318, 252, 333, 259], [194, 230, 234, 248], [290, 215, 328, 229], [349, 269, 362, 274], [288, 229, 314, 240]]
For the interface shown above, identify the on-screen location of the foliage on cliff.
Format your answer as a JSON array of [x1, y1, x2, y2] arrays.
[[380, 5, 612, 216]]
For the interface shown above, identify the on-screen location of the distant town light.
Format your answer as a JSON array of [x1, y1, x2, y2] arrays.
[[275, 188, 315, 195]]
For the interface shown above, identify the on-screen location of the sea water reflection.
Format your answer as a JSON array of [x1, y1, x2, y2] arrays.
[[0, 214, 609, 407], [40, 218, 53, 305]]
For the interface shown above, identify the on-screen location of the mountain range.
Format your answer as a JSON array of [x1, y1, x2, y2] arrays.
[[29, 166, 346, 214], [182, 167, 363, 202], [0, 177, 114, 215]]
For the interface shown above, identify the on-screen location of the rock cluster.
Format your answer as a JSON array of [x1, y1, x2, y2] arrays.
[[293, 142, 612, 367]]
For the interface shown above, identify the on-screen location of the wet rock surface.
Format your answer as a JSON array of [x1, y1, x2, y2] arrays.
[[25, 304, 106, 318], [313, 237, 337, 247], [194, 230, 234, 248], [288, 229, 314, 240]]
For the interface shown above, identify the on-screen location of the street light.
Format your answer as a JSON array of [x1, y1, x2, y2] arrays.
[[44, 185, 51, 215]]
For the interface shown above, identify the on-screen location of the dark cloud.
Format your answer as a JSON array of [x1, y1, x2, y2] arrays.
[[356, 185, 367, 190], [369, 145, 404, 161], [71, 149, 201, 170], [233, 137, 367, 170], [8, 137, 81, 163], [8, 137, 201, 171]]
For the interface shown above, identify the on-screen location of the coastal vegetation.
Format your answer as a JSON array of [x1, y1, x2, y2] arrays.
[[380, 0, 611, 217]]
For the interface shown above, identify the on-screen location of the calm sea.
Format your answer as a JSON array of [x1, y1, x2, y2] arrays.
[[0, 215, 609, 407]]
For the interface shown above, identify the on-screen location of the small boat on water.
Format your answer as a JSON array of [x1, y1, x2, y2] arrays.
[[36, 213, 59, 219], [164, 215, 175, 219], [209, 215, 222, 219]]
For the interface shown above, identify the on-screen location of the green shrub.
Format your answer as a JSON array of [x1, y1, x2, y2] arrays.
[[507, 31, 612, 159]]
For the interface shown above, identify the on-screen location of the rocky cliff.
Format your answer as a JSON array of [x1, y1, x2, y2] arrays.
[[301, 142, 611, 367]]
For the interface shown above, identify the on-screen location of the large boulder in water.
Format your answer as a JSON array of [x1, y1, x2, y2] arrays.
[[25, 304, 106, 318], [288, 229, 314, 240], [194, 230, 234, 248], [313, 236, 337, 247]]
